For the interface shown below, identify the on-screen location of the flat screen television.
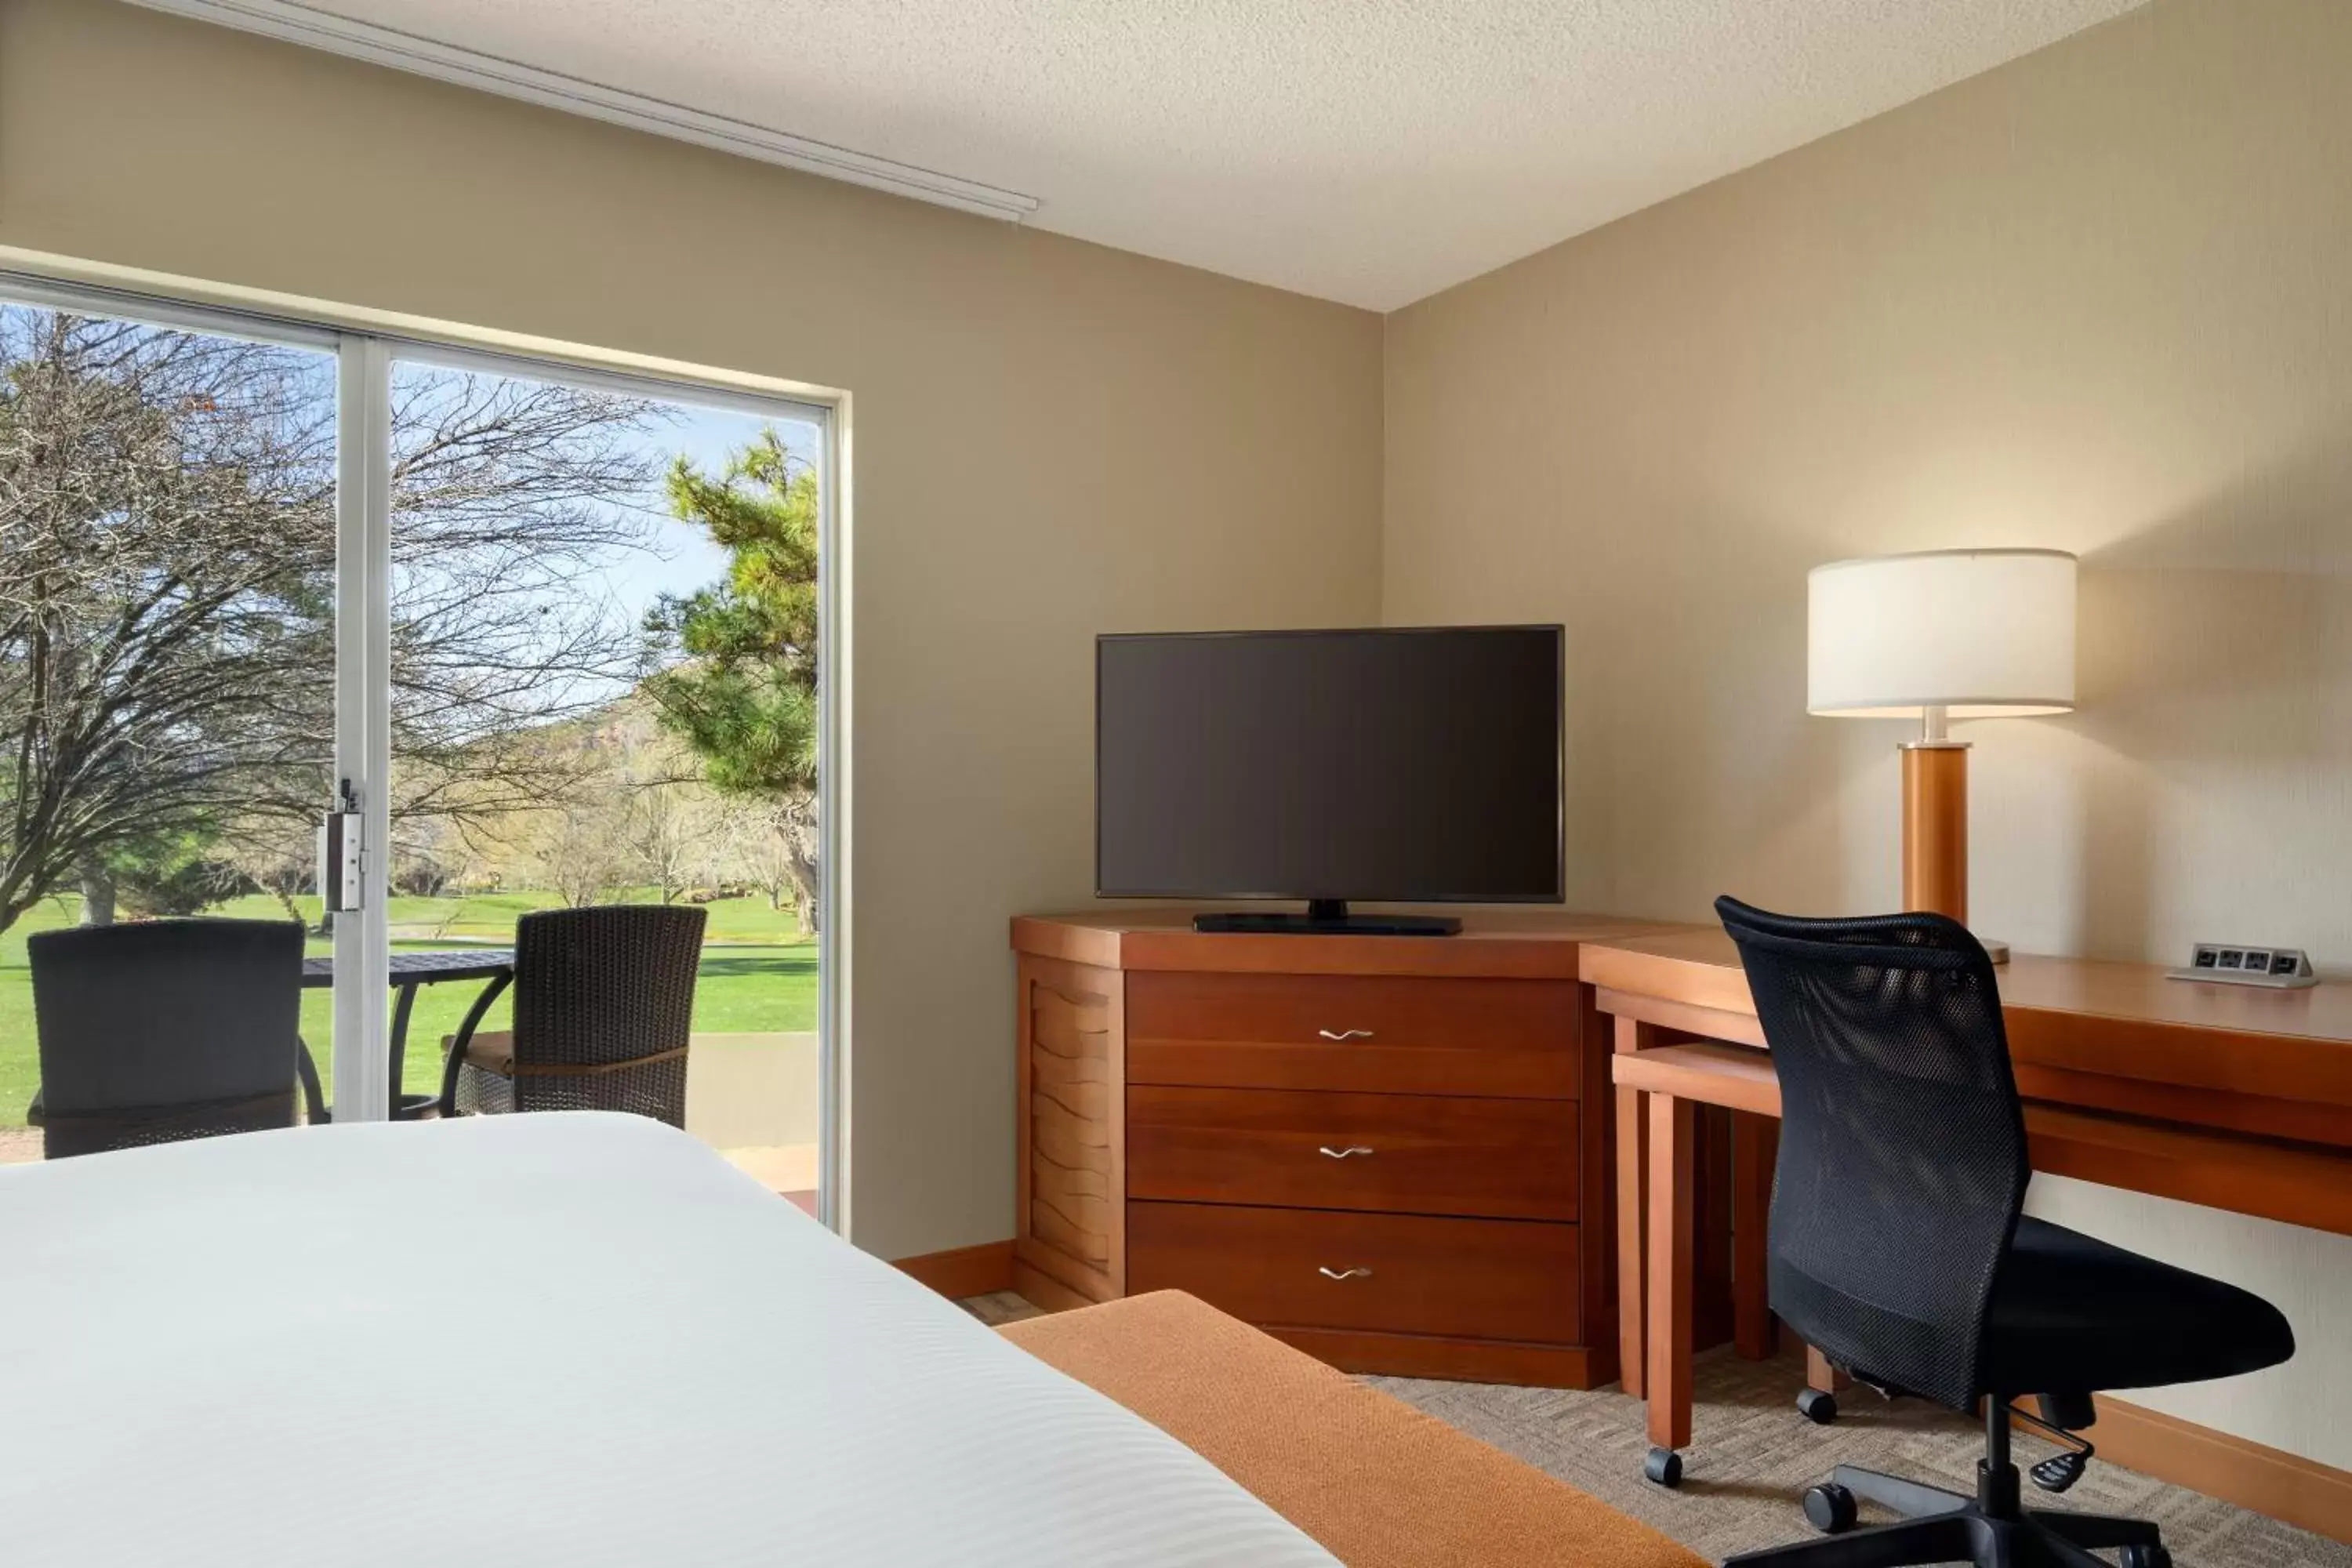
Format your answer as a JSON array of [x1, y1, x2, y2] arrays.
[[1096, 626, 1564, 935]]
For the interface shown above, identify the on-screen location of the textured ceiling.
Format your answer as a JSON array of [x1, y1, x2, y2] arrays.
[[248, 0, 2146, 310]]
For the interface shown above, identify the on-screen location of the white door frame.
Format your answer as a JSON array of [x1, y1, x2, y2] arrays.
[[332, 337, 396, 1124]]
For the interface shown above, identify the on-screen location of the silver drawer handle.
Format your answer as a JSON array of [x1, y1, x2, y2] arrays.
[[1318, 1266, 1374, 1281], [1317, 1145, 1375, 1160], [1317, 1028, 1374, 1041]]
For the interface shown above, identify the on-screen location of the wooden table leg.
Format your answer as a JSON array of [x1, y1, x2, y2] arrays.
[[1693, 1107, 1735, 1349], [1732, 1112, 1777, 1360], [1645, 1090, 1696, 1476], [1615, 1081, 1648, 1398]]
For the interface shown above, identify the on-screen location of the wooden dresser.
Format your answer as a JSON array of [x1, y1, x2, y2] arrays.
[[1011, 909, 1679, 1386]]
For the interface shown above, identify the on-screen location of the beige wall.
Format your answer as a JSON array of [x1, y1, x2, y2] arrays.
[[1385, 0, 2352, 1463], [0, 0, 1384, 1262]]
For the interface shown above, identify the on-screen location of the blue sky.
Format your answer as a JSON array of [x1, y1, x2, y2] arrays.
[[606, 398, 820, 626], [379, 355, 821, 633], [383, 359, 818, 710]]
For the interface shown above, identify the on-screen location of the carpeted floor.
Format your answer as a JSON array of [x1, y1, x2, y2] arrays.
[[960, 1290, 1048, 1328], [1367, 1352, 2349, 1568], [960, 1293, 2348, 1567]]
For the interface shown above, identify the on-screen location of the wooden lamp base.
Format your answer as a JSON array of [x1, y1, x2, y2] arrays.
[[1900, 740, 2008, 962], [1900, 741, 1969, 921]]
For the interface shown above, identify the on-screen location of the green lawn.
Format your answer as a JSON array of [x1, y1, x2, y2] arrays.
[[0, 890, 815, 1123]]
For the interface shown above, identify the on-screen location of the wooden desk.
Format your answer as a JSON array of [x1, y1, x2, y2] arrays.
[[1584, 928, 2352, 1489]]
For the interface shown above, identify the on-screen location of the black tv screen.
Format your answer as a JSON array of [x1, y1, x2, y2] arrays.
[[1096, 626, 1564, 903]]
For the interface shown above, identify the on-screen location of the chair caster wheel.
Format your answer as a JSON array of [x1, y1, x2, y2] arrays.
[[2118, 1547, 2172, 1568], [1642, 1446, 1683, 1488], [1802, 1482, 1857, 1534], [1795, 1387, 1838, 1425]]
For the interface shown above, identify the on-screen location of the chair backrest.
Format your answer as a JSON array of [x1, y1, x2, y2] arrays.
[[31, 917, 307, 1158], [506, 905, 707, 1123], [1715, 895, 2028, 1409]]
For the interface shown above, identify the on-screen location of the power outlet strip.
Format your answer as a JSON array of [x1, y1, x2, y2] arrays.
[[2165, 943, 2319, 989]]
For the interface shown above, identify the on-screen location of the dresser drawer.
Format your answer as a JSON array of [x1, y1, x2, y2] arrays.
[[1126, 1201, 1581, 1344], [1127, 1086, 1578, 1221], [1126, 972, 1577, 1097]]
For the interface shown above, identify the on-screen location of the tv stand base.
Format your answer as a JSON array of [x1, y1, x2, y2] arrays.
[[1192, 901, 1462, 937]]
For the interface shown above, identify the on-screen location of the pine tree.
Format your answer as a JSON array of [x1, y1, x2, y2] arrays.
[[643, 430, 822, 927]]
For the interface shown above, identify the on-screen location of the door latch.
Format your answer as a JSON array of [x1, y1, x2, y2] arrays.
[[318, 779, 364, 913]]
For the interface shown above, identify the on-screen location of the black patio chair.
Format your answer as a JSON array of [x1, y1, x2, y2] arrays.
[[436, 905, 706, 1127], [29, 917, 323, 1160]]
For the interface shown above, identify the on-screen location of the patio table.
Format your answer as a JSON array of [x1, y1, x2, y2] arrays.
[[302, 949, 514, 1120]]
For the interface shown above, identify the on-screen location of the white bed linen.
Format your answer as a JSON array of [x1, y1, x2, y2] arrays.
[[0, 1112, 1335, 1566]]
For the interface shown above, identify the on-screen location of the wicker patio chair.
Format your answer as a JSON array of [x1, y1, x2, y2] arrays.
[[29, 918, 324, 1159], [436, 905, 706, 1127]]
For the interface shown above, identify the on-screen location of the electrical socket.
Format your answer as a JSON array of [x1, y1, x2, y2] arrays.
[[2165, 943, 2318, 989]]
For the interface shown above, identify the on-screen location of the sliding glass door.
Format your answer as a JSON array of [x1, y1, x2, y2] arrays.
[[0, 288, 350, 1149], [0, 277, 837, 1224], [378, 347, 831, 1211]]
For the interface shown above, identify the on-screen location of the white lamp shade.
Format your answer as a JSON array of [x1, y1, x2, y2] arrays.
[[1808, 548, 2076, 718]]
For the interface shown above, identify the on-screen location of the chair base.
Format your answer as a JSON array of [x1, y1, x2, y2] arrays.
[[1728, 1405, 2170, 1568]]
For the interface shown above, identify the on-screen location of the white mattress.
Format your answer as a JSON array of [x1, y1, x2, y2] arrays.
[[0, 1113, 1335, 1566]]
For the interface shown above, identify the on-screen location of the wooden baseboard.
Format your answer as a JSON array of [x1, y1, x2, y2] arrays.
[[2096, 1397, 2352, 1544], [2013, 1396, 2352, 1544], [893, 1239, 1014, 1300], [1011, 1258, 1102, 1314]]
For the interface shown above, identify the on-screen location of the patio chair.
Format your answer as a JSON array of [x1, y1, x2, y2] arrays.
[[29, 918, 323, 1159], [436, 905, 706, 1127]]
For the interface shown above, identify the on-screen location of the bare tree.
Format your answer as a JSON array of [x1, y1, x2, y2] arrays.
[[1, 310, 333, 928], [220, 819, 316, 927], [0, 307, 670, 932], [720, 794, 818, 931], [620, 781, 708, 905], [383, 361, 670, 819], [528, 792, 635, 909], [388, 809, 463, 898]]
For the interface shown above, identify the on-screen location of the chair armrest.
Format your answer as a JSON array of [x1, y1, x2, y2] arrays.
[[437, 970, 514, 1116], [452, 1032, 517, 1076]]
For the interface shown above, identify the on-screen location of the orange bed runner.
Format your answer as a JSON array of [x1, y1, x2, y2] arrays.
[[1002, 1290, 1702, 1568]]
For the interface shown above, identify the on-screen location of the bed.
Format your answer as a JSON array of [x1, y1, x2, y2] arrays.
[[0, 1112, 1335, 1566]]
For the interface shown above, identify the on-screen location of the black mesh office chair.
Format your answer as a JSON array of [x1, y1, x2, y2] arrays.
[[30, 917, 323, 1159], [1715, 898, 2294, 1568], [436, 905, 705, 1126]]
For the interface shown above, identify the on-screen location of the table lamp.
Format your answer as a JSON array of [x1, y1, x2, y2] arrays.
[[1807, 548, 2077, 958]]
